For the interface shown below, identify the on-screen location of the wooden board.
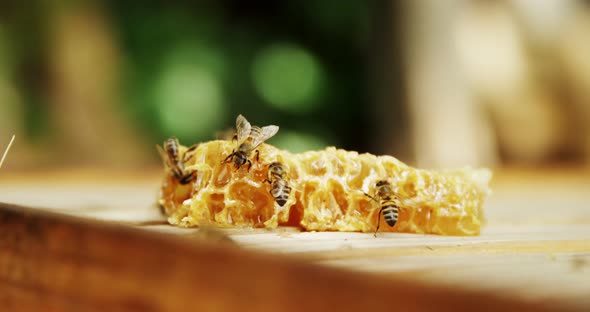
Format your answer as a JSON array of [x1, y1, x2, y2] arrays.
[[0, 169, 589, 311]]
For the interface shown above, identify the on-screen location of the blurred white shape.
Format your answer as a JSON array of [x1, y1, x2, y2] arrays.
[[453, 1, 566, 164], [512, 0, 578, 43], [403, 0, 497, 168], [454, 2, 527, 95]]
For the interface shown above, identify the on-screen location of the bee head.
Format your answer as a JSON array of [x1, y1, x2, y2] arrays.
[[165, 136, 179, 146], [233, 152, 248, 166], [268, 162, 284, 174], [376, 180, 393, 197], [376, 180, 389, 187], [164, 137, 180, 152]]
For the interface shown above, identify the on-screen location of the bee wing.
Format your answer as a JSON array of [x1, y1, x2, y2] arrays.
[[251, 125, 279, 148], [156, 144, 173, 167], [156, 144, 176, 169], [235, 114, 251, 144], [156, 144, 168, 163]]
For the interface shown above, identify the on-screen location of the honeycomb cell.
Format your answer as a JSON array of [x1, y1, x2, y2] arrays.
[[207, 193, 225, 217], [328, 179, 348, 215], [286, 198, 304, 227], [227, 182, 275, 227], [308, 157, 327, 176], [214, 165, 232, 187]]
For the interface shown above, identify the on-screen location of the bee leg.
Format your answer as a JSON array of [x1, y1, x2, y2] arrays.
[[185, 144, 198, 154], [222, 151, 235, 164], [232, 134, 238, 142], [374, 208, 383, 238], [183, 145, 197, 162], [254, 150, 260, 162], [364, 192, 378, 203], [263, 178, 271, 184], [246, 159, 253, 171]]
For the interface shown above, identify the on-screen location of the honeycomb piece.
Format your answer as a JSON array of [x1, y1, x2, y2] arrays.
[[158, 140, 492, 236]]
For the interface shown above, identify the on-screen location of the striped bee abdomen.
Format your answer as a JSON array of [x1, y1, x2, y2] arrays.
[[381, 198, 399, 227], [271, 180, 291, 207], [266, 161, 291, 207]]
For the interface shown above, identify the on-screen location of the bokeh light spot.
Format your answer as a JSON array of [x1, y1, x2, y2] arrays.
[[155, 62, 225, 140], [252, 43, 323, 113], [273, 130, 327, 153]]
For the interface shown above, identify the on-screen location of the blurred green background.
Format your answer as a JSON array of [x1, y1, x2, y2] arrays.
[[0, 1, 385, 170], [2, 1, 590, 170], [112, 1, 373, 149]]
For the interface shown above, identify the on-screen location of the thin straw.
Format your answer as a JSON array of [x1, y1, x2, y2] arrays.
[[0, 135, 15, 169]]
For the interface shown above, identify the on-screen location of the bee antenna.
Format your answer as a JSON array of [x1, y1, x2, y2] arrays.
[[363, 192, 379, 203]]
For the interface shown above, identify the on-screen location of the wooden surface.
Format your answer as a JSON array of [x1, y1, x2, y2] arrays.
[[1, 169, 589, 311]]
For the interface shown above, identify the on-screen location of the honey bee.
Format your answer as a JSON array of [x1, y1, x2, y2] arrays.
[[264, 161, 292, 207], [0, 135, 15, 169], [223, 114, 279, 171], [157, 137, 198, 184], [364, 180, 401, 237]]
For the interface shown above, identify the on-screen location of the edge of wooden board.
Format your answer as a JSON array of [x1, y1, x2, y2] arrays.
[[0, 202, 578, 312]]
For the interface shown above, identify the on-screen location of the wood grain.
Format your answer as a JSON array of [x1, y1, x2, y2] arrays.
[[0, 202, 574, 312]]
